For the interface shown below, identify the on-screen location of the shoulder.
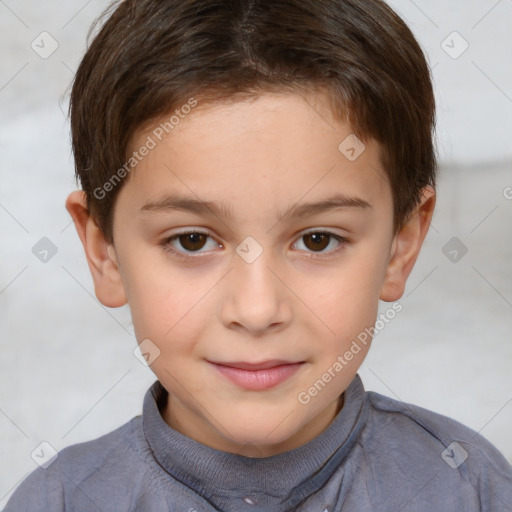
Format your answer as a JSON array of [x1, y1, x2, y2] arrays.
[[56, 415, 143, 474], [361, 390, 512, 504], [51, 415, 144, 481], [4, 416, 148, 512], [365, 390, 509, 463]]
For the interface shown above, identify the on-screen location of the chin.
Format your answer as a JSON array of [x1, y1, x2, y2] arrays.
[[218, 417, 301, 454]]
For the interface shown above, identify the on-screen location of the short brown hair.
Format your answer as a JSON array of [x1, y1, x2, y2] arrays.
[[70, 0, 436, 243]]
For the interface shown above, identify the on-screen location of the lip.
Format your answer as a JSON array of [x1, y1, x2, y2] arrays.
[[209, 360, 305, 391], [210, 359, 300, 370]]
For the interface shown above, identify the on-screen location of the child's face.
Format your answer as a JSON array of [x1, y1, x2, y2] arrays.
[[68, 91, 434, 457]]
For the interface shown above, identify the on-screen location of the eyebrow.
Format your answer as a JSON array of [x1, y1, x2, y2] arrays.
[[140, 192, 371, 221]]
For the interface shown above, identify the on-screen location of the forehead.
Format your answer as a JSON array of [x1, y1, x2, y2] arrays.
[[120, 91, 391, 220]]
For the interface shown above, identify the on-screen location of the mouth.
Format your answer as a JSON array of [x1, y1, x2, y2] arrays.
[[209, 359, 303, 370], [207, 360, 305, 391]]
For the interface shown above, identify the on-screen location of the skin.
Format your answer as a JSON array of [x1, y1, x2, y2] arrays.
[[66, 90, 435, 458]]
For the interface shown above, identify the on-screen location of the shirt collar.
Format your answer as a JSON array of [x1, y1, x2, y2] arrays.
[[142, 374, 368, 509]]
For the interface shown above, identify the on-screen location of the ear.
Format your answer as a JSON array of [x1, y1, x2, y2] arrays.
[[380, 186, 436, 302], [65, 190, 127, 308]]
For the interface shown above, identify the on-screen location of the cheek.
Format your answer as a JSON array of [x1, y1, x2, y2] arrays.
[[119, 252, 180, 339], [316, 285, 379, 344], [311, 250, 387, 344], [124, 257, 217, 350]]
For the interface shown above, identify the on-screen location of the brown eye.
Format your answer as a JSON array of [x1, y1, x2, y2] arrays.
[[163, 230, 220, 258], [293, 231, 347, 255], [302, 233, 331, 252], [178, 232, 208, 252]]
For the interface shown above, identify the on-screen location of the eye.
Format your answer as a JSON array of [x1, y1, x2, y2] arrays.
[[293, 231, 348, 255], [161, 229, 348, 259], [162, 231, 220, 255]]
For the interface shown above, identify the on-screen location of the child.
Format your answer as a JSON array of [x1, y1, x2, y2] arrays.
[[6, 0, 512, 510]]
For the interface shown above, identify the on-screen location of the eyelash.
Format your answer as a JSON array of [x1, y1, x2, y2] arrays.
[[161, 229, 349, 260]]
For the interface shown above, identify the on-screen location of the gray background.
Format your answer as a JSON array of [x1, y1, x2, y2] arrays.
[[1, 0, 511, 505]]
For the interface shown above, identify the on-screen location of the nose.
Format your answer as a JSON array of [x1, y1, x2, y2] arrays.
[[219, 248, 293, 335]]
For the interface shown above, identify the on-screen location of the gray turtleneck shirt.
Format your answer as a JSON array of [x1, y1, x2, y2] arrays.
[[4, 374, 512, 511]]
